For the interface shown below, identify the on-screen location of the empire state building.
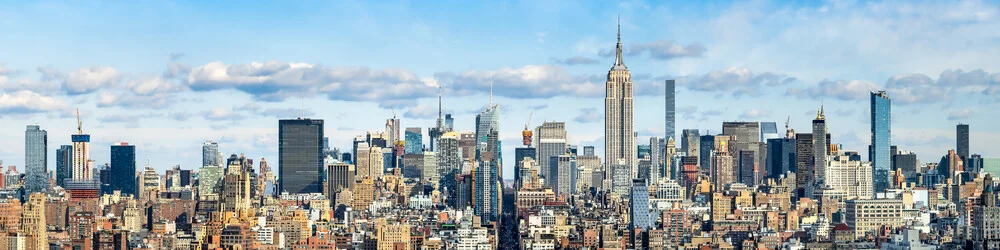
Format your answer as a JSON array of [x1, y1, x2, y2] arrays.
[[605, 19, 636, 178]]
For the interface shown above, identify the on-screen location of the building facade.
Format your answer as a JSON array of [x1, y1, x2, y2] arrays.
[[24, 125, 48, 194], [604, 22, 636, 179], [278, 118, 324, 194], [870, 91, 891, 193]]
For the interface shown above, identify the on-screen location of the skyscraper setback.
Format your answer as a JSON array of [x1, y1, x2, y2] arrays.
[[278, 118, 324, 194], [605, 19, 636, 178], [870, 91, 891, 193]]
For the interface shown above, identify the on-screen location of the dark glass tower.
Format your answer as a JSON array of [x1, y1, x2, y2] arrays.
[[664, 79, 676, 141], [24, 125, 48, 194], [109, 143, 137, 196], [56, 145, 72, 188], [279, 118, 324, 194], [957, 124, 969, 160], [870, 91, 891, 193]]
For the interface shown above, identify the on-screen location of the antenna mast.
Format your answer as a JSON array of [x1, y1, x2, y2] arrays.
[[75, 108, 82, 134]]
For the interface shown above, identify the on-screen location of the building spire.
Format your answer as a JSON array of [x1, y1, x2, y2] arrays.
[[613, 15, 627, 69], [436, 86, 444, 128]]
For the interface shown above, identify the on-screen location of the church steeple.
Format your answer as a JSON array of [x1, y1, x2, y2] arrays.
[[612, 15, 627, 70]]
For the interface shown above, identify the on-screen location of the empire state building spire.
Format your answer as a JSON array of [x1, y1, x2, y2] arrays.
[[613, 16, 627, 69]]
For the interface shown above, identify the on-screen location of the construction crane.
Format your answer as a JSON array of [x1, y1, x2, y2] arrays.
[[522, 112, 533, 147]]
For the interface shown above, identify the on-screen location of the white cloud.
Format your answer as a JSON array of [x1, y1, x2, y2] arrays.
[[947, 108, 973, 121], [625, 40, 706, 60], [202, 107, 244, 121], [64, 66, 120, 95], [435, 65, 604, 98], [0, 90, 69, 114], [739, 108, 771, 120], [786, 79, 880, 101], [573, 108, 601, 123]]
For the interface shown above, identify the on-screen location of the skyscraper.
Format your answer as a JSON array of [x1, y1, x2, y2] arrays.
[[630, 178, 654, 231], [405, 127, 423, 154], [536, 121, 567, 183], [24, 125, 47, 194], [278, 118, 324, 194], [203, 141, 220, 167], [109, 143, 137, 196], [812, 107, 828, 186], [957, 123, 970, 160], [605, 19, 636, 179], [649, 137, 661, 184], [56, 145, 72, 188], [870, 91, 892, 193], [664, 79, 676, 141], [795, 133, 814, 197], [474, 101, 501, 224], [386, 115, 400, 145], [766, 137, 795, 180], [681, 129, 701, 168], [550, 155, 576, 197]]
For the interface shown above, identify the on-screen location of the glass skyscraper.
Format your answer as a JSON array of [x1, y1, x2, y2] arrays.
[[630, 178, 654, 231], [278, 118, 324, 194], [24, 125, 48, 194], [109, 143, 137, 196], [664, 79, 676, 141], [870, 91, 891, 193], [405, 127, 423, 154], [56, 145, 72, 188], [203, 141, 220, 167], [957, 123, 969, 160]]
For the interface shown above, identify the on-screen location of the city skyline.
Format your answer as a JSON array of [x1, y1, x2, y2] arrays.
[[0, 1, 999, 178]]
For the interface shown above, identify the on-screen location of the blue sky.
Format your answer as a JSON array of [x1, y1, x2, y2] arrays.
[[1, 1, 999, 177]]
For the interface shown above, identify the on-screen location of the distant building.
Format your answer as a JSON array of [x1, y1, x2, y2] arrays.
[[870, 91, 892, 193], [973, 174, 1000, 249], [278, 118, 324, 194], [893, 151, 919, 183], [549, 155, 576, 197], [405, 127, 423, 154], [604, 23, 636, 181], [536, 121, 567, 184], [846, 199, 902, 239], [55, 145, 72, 188], [812, 108, 828, 187], [766, 137, 795, 180], [24, 125, 47, 194], [203, 141, 220, 167], [681, 129, 701, 169], [664, 80, 676, 141], [825, 152, 873, 199], [957, 123, 970, 161], [630, 179, 654, 231], [109, 143, 137, 196]]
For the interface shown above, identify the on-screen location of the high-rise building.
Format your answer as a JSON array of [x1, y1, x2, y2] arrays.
[[738, 150, 757, 186], [846, 199, 902, 239], [428, 88, 447, 151], [682, 129, 701, 168], [386, 115, 400, 145], [969, 154, 984, 174], [474, 100, 501, 224], [611, 163, 631, 197], [445, 114, 454, 132], [630, 178, 654, 231], [278, 118, 324, 194], [71, 111, 92, 181], [20, 193, 46, 250], [973, 174, 1000, 249], [649, 137, 661, 184], [664, 79, 676, 141], [109, 143, 137, 196], [892, 151, 919, 183], [812, 107, 828, 186], [795, 133, 814, 197], [536, 121, 567, 183], [327, 162, 354, 205], [198, 164, 223, 199], [870, 91, 892, 193], [604, 20, 636, 179], [24, 124, 47, 194], [760, 122, 780, 141], [723, 122, 763, 181], [203, 141, 220, 167], [957, 123, 970, 161], [699, 135, 715, 173], [423, 151, 438, 187], [549, 155, 576, 197], [766, 136, 795, 180], [583, 146, 595, 156], [405, 127, 423, 154], [825, 152, 874, 199], [56, 145, 72, 188]]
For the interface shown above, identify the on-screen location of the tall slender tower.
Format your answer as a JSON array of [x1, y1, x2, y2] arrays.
[[24, 125, 47, 194], [665, 80, 676, 141], [605, 17, 636, 178], [870, 91, 891, 192], [812, 106, 828, 187], [72, 108, 92, 181]]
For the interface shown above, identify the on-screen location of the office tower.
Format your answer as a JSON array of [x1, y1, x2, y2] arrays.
[[327, 163, 354, 204], [760, 122, 780, 141], [893, 151, 919, 183], [665, 138, 677, 180], [475, 159, 499, 223], [536, 121, 567, 182], [699, 135, 715, 173], [356, 144, 384, 178], [665, 79, 676, 141], [973, 175, 1000, 249], [630, 178, 654, 231], [649, 137, 661, 184], [583, 146, 595, 156], [428, 88, 446, 151], [458, 132, 477, 163], [514, 147, 536, 172], [795, 133, 814, 197], [198, 164, 223, 199], [766, 136, 796, 180], [957, 123, 970, 161], [405, 127, 423, 154], [55, 145, 72, 188], [605, 20, 636, 179], [681, 129, 701, 167], [203, 141, 220, 167], [723, 122, 763, 179], [423, 151, 438, 187], [386, 115, 400, 145], [437, 132, 461, 173], [870, 91, 892, 193], [278, 118, 324, 194], [24, 125, 47, 194], [549, 155, 577, 197], [20, 193, 46, 250], [611, 163, 631, 197], [969, 154, 984, 174], [221, 155, 252, 213], [738, 150, 757, 186], [826, 152, 874, 199], [108, 143, 137, 196], [402, 153, 423, 179], [474, 100, 501, 223], [445, 114, 454, 132], [846, 199, 903, 239], [938, 149, 964, 180], [812, 107, 828, 186], [456, 174, 473, 209]]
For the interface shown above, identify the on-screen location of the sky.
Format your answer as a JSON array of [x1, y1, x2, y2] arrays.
[[1, 0, 999, 178]]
